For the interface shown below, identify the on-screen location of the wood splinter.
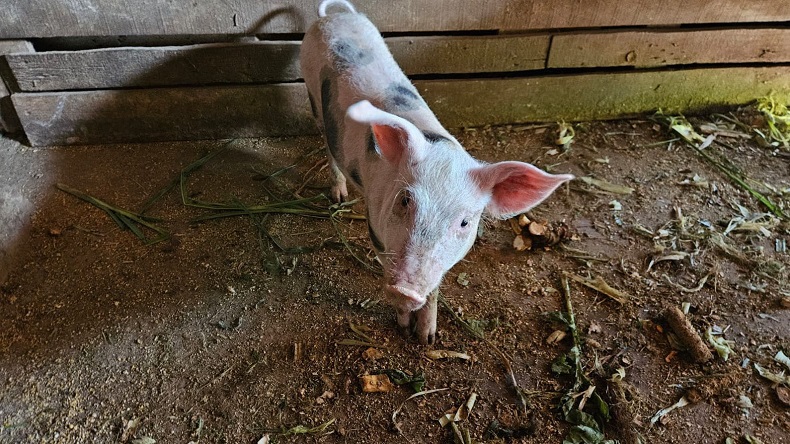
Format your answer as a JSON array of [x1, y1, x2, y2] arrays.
[[664, 306, 713, 363]]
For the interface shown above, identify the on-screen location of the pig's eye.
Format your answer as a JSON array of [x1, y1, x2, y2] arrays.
[[394, 190, 412, 217], [460, 219, 469, 227]]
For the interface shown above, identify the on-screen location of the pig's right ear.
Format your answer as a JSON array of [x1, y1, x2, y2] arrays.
[[346, 100, 425, 164]]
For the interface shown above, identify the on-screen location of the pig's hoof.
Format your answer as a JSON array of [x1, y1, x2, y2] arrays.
[[331, 184, 349, 203], [416, 327, 437, 345]]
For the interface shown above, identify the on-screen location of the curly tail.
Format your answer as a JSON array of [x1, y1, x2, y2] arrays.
[[318, 0, 357, 17]]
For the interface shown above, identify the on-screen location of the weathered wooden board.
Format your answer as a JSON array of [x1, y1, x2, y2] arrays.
[[0, 40, 34, 132], [3, 0, 789, 38], [421, 67, 790, 128], [12, 84, 316, 146], [387, 35, 548, 76], [549, 28, 790, 68], [7, 43, 302, 92], [14, 66, 790, 146], [6, 35, 548, 92]]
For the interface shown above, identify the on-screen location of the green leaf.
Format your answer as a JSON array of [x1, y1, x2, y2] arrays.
[[566, 409, 600, 430], [383, 369, 425, 393], [544, 311, 571, 327], [566, 425, 604, 444], [589, 392, 611, 422], [552, 354, 573, 375]]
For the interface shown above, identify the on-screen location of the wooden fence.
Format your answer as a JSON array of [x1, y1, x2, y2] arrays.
[[1, 0, 789, 146]]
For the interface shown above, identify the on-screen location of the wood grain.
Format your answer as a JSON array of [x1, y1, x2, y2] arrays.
[[421, 67, 790, 128], [13, 84, 316, 146], [549, 28, 790, 68], [3, 0, 788, 38], [14, 66, 790, 146], [6, 35, 549, 92], [0, 40, 34, 132]]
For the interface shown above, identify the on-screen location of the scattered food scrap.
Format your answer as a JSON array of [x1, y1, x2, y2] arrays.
[[279, 419, 335, 437], [383, 369, 426, 392], [579, 176, 635, 195], [360, 374, 395, 393], [556, 122, 575, 150], [753, 363, 790, 386], [438, 392, 478, 427], [362, 347, 384, 361], [425, 349, 471, 361], [512, 215, 574, 251], [564, 272, 629, 304], [650, 396, 690, 426], [705, 326, 736, 361]]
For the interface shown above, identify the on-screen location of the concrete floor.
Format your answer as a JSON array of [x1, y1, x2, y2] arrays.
[[0, 134, 53, 284]]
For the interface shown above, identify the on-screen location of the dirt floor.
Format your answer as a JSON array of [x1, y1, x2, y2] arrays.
[[1, 109, 789, 444]]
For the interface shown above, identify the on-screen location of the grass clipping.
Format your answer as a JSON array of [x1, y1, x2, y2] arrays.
[[552, 276, 615, 444]]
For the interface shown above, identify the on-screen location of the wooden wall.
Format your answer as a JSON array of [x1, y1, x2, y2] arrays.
[[1, 0, 789, 146]]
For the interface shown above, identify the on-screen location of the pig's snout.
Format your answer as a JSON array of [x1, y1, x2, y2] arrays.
[[385, 284, 427, 312]]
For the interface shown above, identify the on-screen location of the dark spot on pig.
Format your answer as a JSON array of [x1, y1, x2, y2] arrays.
[[367, 211, 385, 252], [394, 84, 419, 101], [307, 91, 319, 120], [321, 73, 342, 162], [331, 40, 373, 67], [422, 131, 449, 144], [349, 162, 363, 188], [386, 83, 422, 111]]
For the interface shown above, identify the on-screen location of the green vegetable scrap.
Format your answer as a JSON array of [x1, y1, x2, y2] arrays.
[[756, 95, 790, 149], [383, 369, 426, 393], [557, 277, 614, 444]]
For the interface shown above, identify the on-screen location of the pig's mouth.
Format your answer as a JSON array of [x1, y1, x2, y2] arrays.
[[384, 284, 427, 312]]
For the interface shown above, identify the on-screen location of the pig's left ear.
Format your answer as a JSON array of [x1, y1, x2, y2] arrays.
[[472, 161, 574, 219], [346, 100, 425, 164]]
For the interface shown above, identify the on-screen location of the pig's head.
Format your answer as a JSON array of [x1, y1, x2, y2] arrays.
[[347, 101, 573, 314]]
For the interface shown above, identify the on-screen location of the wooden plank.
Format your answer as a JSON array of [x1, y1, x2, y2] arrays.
[[13, 67, 790, 146], [549, 28, 790, 68], [3, 0, 789, 38], [6, 35, 549, 92], [388, 35, 548, 76], [12, 84, 316, 146], [7, 42, 302, 92], [420, 67, 790, 127], [0, 40, 34, 132]]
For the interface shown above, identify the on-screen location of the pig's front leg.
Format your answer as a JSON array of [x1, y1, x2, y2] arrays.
[[329, 158, 349, 202], [414, 289, 438, 345], [395, 289, 438, 345]]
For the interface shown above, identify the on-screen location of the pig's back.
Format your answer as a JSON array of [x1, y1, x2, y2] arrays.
[[301, 10, 450, 139]]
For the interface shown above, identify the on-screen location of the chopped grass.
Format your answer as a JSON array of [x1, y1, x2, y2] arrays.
[[557, 276, 614, 444], [56, 183, 170, 244], [654, 111, 787, 219]]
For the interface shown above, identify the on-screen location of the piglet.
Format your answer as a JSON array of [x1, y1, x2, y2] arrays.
[[300, 0, 574, 344]]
